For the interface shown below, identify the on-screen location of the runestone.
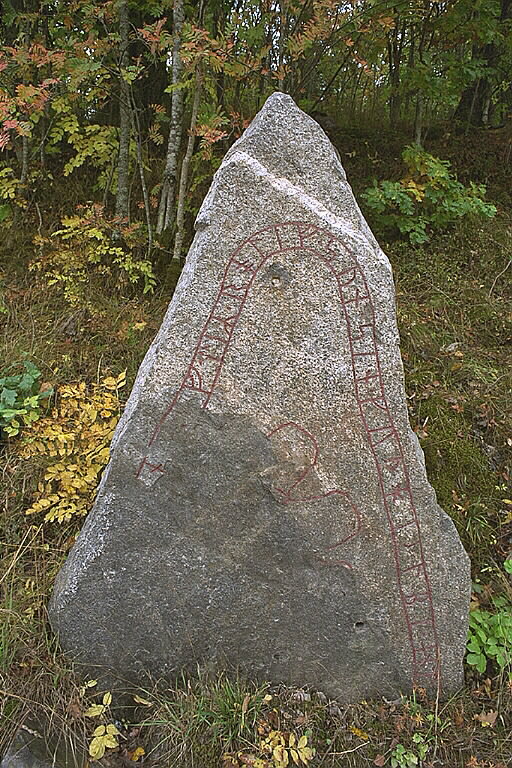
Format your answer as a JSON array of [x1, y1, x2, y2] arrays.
[[50, 93, 471, 701]]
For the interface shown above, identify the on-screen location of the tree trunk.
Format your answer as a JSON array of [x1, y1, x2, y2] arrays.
[[212, 4, 226, 110], [414, 92, 424, 145], [454, 49, 492, 128], [156, 0, 185, 235], [130, 90, 153, 256], [278, 1, 287, 92], [115, 0, 131, 220], [173, 67, 201, 262], [454, 0, 512, 127], [20, 135, 29, 185], [387, 24, 402, 129]]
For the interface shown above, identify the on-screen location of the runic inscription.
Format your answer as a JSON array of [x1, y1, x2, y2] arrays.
[[136, 221, 440, 687], [267, 421, 362, 570]]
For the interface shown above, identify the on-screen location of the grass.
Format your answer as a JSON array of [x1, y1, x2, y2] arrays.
[[0, 128, 511, 766], [386, 218, 512, 570]]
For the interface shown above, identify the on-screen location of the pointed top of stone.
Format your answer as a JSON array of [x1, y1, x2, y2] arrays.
[[50, 93, 470, 703], [228, 91, 337, 170], [196, 92, 379, 252], [225, 89, 348, 201]]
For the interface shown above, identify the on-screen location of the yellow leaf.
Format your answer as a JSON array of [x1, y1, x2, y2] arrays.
[[93, 725, 106, 737], [130, 746, 145, 761], [289, 733, 296, 747], [103, 734, 119, 749], [89, 737, 106, 760], [349, 726, 369, 740], [273, 745, 288, 767], [299, 747, 314, 764], [133, 694, 153, 706], [297, 736, 308, 749], [290, 748, 300, 766], [84, 704, 105, 717], [116, 370, 127, 386], [106, 724, 120, 735], [102, 691, 112, 707]]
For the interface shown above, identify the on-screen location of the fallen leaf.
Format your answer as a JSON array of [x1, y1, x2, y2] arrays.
[[474, 709, 498, 727], [222, 755, 239, 767], [374, 756, 385, 767], [242, 694, 250, 715], [128, 746, 145, 761], [238, 754, 268, 767], [454, 710, 464, 727], [133, 694, 153, 706], [67, 696, 82, 719]]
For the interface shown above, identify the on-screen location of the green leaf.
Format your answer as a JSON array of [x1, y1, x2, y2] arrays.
[[466, 652, 486, 673], [0, 204, 11, 222], [1, 388, 17, 407]]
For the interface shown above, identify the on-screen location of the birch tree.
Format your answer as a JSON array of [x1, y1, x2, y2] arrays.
[[156, 0, 185, 235], [173, 65, 201, 262], [115, 0, 131, 220]]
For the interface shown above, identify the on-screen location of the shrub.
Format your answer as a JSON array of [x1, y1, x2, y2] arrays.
[[0, 361, 52, 438], [466, 596, 512, 675], [20, 372, 125, 523], [362, 145, 497, 244], [31, 204, 156, 307]]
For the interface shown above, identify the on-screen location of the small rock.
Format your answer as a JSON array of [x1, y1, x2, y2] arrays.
[[291, 691, 311, 703], [1, 727, 54, 768]]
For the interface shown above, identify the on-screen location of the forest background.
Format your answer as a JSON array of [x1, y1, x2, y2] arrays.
[[0, 1, 511, 767]]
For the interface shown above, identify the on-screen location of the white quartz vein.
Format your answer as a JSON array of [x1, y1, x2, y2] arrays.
[[221, 149, 391, 272]]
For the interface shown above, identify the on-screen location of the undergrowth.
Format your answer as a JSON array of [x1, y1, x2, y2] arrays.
[[20, 373, 125, 523]]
